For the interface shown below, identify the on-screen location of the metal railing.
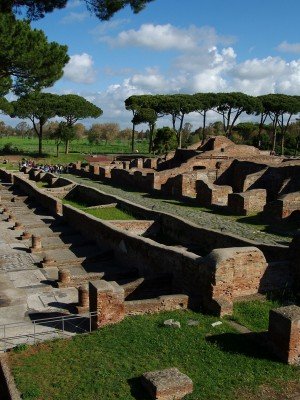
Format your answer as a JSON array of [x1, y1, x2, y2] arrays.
[[0, 311, 98, 352]]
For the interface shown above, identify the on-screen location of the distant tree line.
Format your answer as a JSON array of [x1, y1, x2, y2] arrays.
[[125, 93, 300, 155]]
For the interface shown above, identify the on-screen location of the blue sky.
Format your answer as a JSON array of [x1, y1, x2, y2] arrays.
[[6, 0, 300, 128]]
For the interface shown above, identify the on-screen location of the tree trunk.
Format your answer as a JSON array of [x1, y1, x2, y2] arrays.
[[56, 143, 59, 157], [178, 132, 182, 149], [65, 140, 69, 154], [272, 126, 277, 153], [38, 135, 42, 156], [148, 124, 154, 153], [201, 111, 207, 144], [281, 134, 285, 156], [131, 123, 135, 152]]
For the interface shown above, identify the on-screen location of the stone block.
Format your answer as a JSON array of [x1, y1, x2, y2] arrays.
[[228, 189, 267, 215], [205, 246, 267, 315], [196, 179, 232, 206], [89, 280, 125, 329], [141, 367, 193, 400], [269, 305, 300, 365]]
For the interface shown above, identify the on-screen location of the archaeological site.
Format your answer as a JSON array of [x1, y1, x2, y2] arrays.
[[0, 136, 300, 399]]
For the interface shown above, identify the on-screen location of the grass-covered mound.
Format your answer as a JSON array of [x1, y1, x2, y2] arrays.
[[9, 310, 299, 400]]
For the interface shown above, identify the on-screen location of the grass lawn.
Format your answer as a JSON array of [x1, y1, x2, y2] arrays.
[[230, 300, 281, 332], [36, 181, 50, 189], [0, 137, 149, 159], [62, 198, 135, 220], [8, 310, 299, 400]]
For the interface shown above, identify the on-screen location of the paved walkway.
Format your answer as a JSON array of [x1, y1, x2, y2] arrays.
[[0, 185, 81, 351], [65, 174, 291, 246]]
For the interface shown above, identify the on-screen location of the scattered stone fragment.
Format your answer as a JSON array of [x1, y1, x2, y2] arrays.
[[211, 321, 222, 327], [163, 319, 181, 328]]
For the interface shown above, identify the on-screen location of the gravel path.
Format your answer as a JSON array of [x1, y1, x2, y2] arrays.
[[65, 174, 291, 246]]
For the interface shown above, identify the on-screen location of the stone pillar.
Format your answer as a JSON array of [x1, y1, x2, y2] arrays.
[[137, 158, 143, 169], [76, 284, 89, 314], [21, 231, 32, 240], [41, 255, 55, 268], [13, 221, 24, 230], [269, 305, 300, 365], [89, 280, 125, 329], [7, 214, 15, 222], [93, 165, 100, 175], [30, 235, 42, 252], [58, 269, 71, 284]]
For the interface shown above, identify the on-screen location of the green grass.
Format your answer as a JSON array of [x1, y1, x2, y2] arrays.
[[230, 300, 281, 332], [0, 137, 149, 159], [86, 206, 135, 220], [36, 181, 50, 188], [0, 162, 17, 170], [8, 310, 299, 400], [162, 200, 298, 239], [62, 198, 135, 220]]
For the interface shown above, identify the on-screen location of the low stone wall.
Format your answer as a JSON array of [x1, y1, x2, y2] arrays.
[[125, 294, 189, 316], [62, 204, 204, 307], [0, 354, 21, 400], [13, 174, 62, 215], [159, 212, 288, 262], [108, 220, 155, 235]]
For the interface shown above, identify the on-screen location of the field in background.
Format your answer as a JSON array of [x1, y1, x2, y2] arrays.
[[0, 137, 149, 164]]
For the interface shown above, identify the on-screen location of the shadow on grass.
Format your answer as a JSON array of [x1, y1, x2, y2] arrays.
[[206, 332, 278, 361], [236, 213, 299, 238], [127, 377, 152, 400]]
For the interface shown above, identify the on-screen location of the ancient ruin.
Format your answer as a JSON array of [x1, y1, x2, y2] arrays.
[[72, 137, 300, 221], [0, 138, 300, 368]]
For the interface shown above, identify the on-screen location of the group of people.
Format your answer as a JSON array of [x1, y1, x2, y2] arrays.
[[19, 158, 70, 174]]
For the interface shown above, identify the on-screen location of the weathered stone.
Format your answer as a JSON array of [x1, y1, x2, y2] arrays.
[[13, 221, 24, 230], [89, 280, 125, 329], [76, 284, 90, 314], [58, 269, 71, 283], [21, 230, 32, 240], [163, 319, 181, 328], [141, 367, 193, 400], [269, 305, 300, 365], [30, 235, 42, 253]]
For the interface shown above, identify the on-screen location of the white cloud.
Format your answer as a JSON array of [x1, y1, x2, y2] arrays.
[[231, 57, 300, 95], [99, 24, 235, 51], [60, 11, 89, 24], [277, 41, 300, 54], [232, 57, 286, 80], [63, 53, 97, 84]]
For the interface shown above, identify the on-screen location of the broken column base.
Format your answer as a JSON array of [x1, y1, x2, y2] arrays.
[[141, 367, 193, 400]]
